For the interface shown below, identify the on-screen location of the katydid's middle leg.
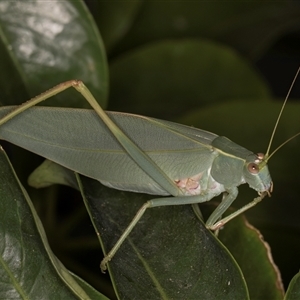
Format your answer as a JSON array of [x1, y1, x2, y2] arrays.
[[205, 187, 238, 228], [100, 185, 269, 271], [100, 191, 229, 272]]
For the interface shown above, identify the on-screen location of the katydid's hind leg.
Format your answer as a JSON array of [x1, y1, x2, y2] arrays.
[[0, 79, 181, 197], [0, 80, 83, 126], [75, 82, 182, 197], [0, 80, 183, 269]]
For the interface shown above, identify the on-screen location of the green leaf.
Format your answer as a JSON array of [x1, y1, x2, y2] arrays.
[[0, 0, 108, 108], [78, 175, 249, 299], [109, 39, 269, 119], [71, 272, 110, 300], [113, 1, 300, 60], [218, 210, 284, 299], [0, 146, 107, 299], [28, 159, 77, 188], [285, 271, 300, 300]]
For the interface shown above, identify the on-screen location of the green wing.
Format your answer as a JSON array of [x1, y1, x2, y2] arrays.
[[0, 107, 218, 195]]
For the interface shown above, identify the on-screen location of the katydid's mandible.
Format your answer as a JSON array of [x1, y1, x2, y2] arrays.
[[0, 69, 299, 273]]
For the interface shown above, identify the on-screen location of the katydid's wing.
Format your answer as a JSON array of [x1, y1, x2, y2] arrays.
[[0, 107, 217, 195]]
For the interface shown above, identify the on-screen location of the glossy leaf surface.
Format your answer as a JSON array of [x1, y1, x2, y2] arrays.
[[0, 147, 107, 299], [0, 0, 108, 108]]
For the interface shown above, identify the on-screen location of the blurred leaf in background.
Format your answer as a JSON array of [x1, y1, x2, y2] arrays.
[[0, 0, 108, 107]]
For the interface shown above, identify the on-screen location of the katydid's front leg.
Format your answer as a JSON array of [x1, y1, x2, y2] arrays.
[[208, 192, 267, 230]]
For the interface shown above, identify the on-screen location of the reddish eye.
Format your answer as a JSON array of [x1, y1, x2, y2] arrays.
[[248, 163, 259, 174]]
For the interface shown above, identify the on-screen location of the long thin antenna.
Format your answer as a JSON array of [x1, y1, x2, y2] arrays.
[[266, 67, 300, 157], [267, 131, 300, 161]]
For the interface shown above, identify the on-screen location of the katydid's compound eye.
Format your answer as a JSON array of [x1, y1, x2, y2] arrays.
[[248, 163, 259, 174]]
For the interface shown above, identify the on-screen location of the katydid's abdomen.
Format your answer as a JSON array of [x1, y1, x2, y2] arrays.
[[0, 106, 271, 199]]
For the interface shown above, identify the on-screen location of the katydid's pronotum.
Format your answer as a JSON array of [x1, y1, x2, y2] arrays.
[[0, 69, 299, 273]]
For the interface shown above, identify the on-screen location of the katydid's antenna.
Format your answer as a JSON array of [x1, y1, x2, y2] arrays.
[[265, 67, 300, 159]]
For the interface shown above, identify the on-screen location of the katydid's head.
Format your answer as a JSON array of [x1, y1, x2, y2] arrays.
[[244, 153, 273, 195]]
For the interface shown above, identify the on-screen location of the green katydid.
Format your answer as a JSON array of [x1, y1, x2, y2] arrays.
[[0, 69, 299, 273]]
